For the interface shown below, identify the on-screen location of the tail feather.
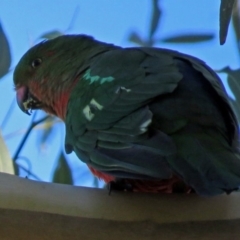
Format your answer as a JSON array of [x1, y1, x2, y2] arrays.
[[170, 127, 240, 195]]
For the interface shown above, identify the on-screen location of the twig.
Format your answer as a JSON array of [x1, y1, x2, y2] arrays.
[[16, 163, 42, 181], [13, 113, 50, 161], [1, 97, 16, 129], [66, 6, 80, 32]]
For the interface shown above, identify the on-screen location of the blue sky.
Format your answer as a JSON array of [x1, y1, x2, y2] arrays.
[[0, 1, 238, 186]]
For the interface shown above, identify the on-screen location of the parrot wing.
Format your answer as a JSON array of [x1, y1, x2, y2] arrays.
[[65, 48, 181, 179], [65, 47, 240, 195]]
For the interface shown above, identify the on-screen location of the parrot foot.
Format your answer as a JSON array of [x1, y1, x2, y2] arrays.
[[222, 187, 239, 195], [106, 176, 194, 194], [107, 179, 133, 195]]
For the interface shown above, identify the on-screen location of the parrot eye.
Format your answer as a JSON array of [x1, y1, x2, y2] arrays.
[[31, 58, 42, 68]]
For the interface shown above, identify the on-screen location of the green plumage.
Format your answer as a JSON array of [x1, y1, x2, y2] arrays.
[[14, 35, 240, 196]]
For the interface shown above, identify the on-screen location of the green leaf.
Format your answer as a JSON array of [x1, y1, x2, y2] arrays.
[[39, 30, 64, 40], [231, 2, 240, 54], [149, 0, 161, 39], [161, 33, 215, 43], [92, 176, 100, 188], [0, 22, 11, 79], [217, 66, 240, 122], [128, 31, 145, 46], [13, 161, 19, 175], [65, 6, 80, 32], [0, 131, 14, 174], [128, 0, 161, 47], [52, 152, 73, 185], [218, 66, 240, 97], [230, 98, 240, 123], [219, 0, 235, 45]]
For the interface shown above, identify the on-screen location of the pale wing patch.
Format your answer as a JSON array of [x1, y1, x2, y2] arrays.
[[83, 69, 115, 85], [83, 105, 95, 121], [90, 99, 103, 110], [115, 86, 132, 94], [140, 119, 152, 133], [83, 98, 104, 121]]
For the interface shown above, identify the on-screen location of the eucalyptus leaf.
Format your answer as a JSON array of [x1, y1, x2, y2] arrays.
[[219, 0, 235, 45], [231, 1, 240, 54], [230, 98, 240, 123], [161, 33, 214, 43], [0, 131, 14, 174], [92, 176, 100, 188], [218, 66, 240, 96], [0, 22, 11, 79], [52, 152, 73, 185], [217, 66, 240, 122], [128, 31, 145, 46], [149, 0, 161, 39], [39, 30, 64, 40]]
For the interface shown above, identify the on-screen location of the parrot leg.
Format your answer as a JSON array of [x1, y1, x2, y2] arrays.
[[107, 177, 194, 194], [222, 188, 239, 195], [107, 179, 133, 195]]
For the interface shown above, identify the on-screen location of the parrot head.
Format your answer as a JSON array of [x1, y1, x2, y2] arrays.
[[14, 40, 62, 118], [13, 35, 114, 119]]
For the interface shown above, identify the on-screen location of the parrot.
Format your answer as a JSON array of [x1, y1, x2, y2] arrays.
[[13, 34, 240, 196]]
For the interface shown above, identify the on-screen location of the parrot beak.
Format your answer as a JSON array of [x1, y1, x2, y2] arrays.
[[16, 86, 31, 115], [16, 86, 42, 115]]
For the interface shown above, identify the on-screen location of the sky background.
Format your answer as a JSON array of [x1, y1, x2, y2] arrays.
[[0, 0, 239, 187]]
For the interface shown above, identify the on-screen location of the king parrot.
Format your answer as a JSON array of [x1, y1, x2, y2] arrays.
[[13, 35, 240, 196]]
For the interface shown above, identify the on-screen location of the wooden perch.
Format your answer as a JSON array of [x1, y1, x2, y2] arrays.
[[0, 172, 240, 239]]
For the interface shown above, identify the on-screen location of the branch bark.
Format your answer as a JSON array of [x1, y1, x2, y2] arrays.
[[0, 172, 240, 239]]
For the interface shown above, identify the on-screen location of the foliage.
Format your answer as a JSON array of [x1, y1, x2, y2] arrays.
[[0, 22, 11, 78], [52, 151, 73, 184]]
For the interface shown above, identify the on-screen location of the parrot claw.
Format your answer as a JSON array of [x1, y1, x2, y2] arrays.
[[222, 187, 239, 195], [107, 180, 133, 195]]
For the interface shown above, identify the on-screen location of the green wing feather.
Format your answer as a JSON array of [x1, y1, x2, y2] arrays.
[[65, 46, 240, 196]]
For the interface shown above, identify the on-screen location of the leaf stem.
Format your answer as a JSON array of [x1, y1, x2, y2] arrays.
[[13, 113, 50, 161], [1, 97, 16, 129]]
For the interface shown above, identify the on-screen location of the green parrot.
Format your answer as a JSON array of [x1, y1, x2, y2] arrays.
[[13, 35, 240, 196]]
